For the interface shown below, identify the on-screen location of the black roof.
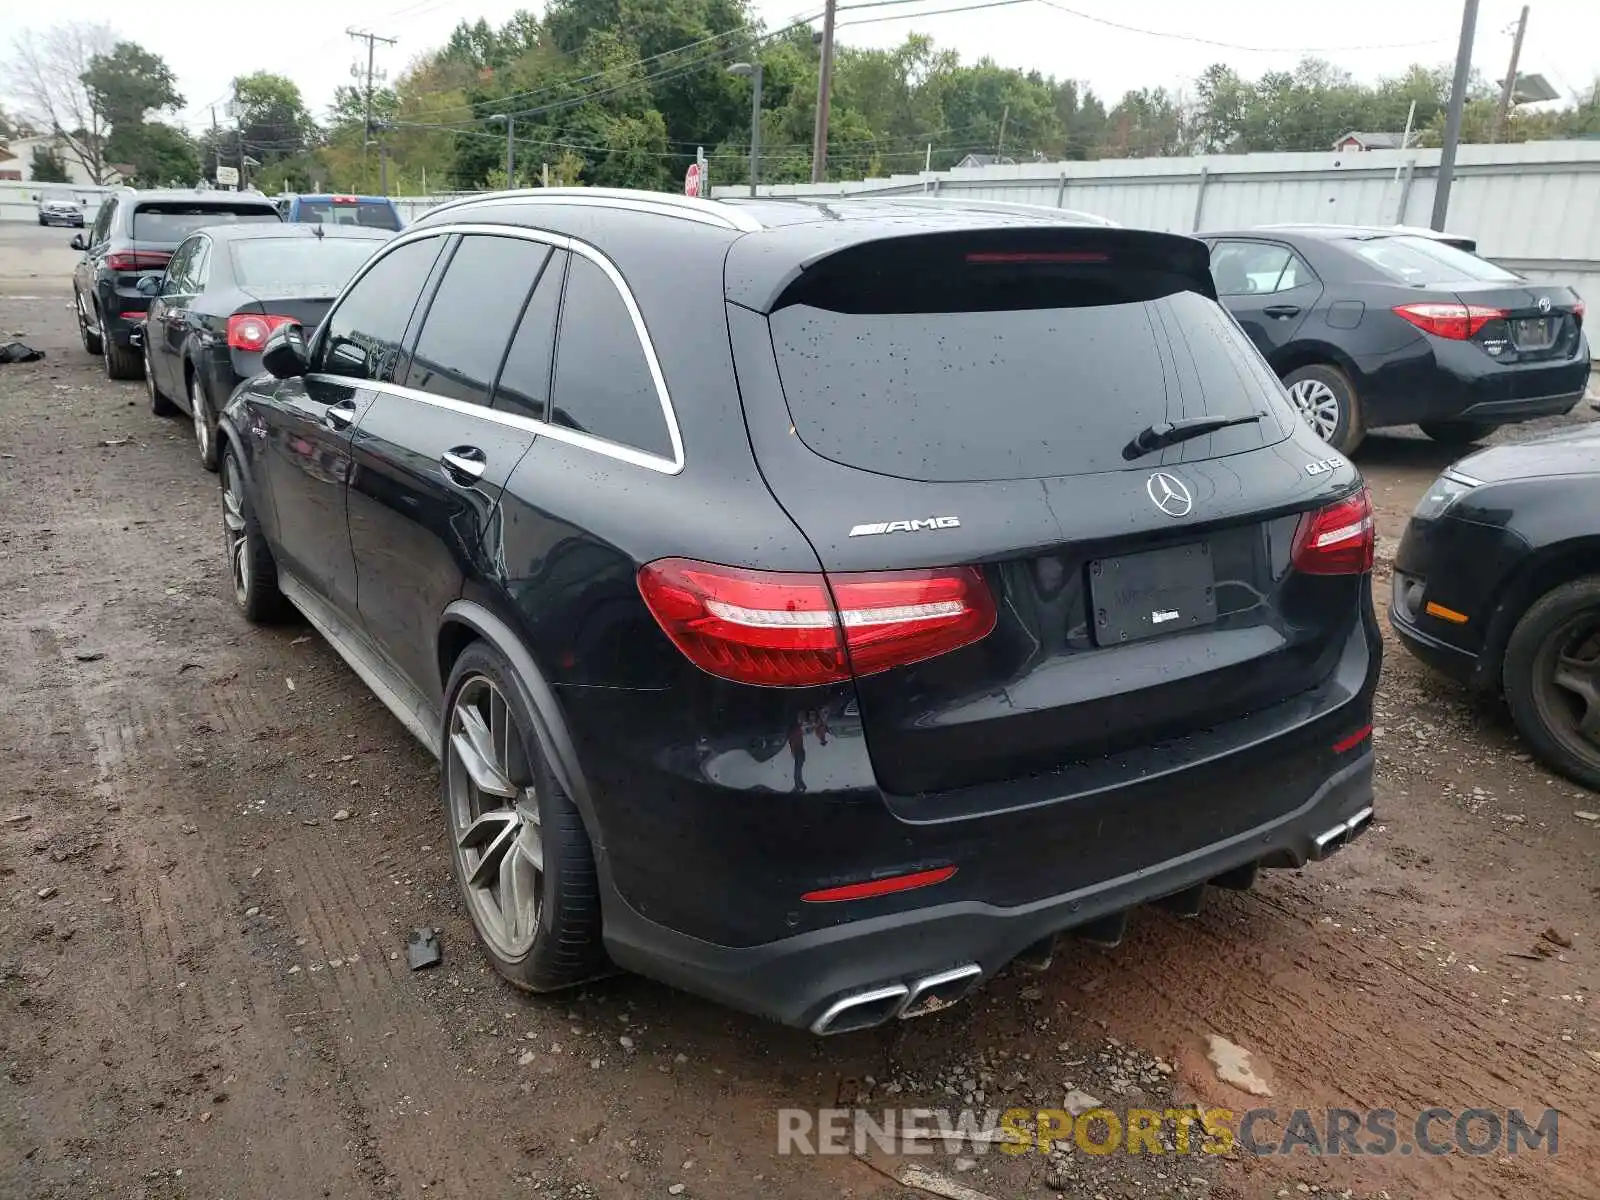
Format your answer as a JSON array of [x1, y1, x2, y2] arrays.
[[414, 188, 1169, 312], [1209, 223, 1473, 245], [197, 223, 390, 243]]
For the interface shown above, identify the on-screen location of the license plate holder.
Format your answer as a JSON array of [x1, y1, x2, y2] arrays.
[[1089, 543, 1218, 646], [1511, 316, 1556, 351]]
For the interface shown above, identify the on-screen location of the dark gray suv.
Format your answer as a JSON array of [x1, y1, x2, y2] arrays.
[[70, 187, 280, 379]]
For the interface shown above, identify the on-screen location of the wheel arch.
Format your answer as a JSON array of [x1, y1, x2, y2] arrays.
[[1479, 536, 1600, 688], [1271, 340, 1364, 387], [438, 600, 604, 851]]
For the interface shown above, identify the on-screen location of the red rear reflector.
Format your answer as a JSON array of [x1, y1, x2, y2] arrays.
[[636, 559, 996, 687], [104, 251, 171, 272], [1392, 301, 1507, 340], [1331, 724, 1373, 754], [119, 311, 144, 320], [1291, 488, 1375, 576], [964, 251, 1109, 264], [802, 865, 957, 903], [227, 313, 296, 352]]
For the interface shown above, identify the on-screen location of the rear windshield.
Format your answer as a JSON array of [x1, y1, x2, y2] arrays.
[[1348, 235, 1519, 285], [769, 244, 1290, 482], [230, 238, 382, 292], [132, 203, 278, 244], [295, 199, 402, 231]]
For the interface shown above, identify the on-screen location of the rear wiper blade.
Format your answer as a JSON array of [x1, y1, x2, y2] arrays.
[[1123, 412, 1264, 461]]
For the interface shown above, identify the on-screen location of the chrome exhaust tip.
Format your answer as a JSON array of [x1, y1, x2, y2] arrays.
[[1312, 806, 1376, 860], [1344, 806, 1375, 842], [810, 983, 909, 1035], [900, 964, 982, 1021]]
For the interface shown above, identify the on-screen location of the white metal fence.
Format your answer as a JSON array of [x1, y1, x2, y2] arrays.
[[714, 140, 1600, 299]]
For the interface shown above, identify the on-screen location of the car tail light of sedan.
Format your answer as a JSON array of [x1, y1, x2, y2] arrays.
[[637, 558, 997, 687], [227, 313, 297, 352], [1392, 301, 1508, 340]]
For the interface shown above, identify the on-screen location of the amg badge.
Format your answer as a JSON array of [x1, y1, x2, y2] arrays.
[[848, 516, 962, 537]]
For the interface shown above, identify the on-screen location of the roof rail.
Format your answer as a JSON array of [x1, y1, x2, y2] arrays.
[[421, 187, 764, 233], [870, 195, 1119, 227]]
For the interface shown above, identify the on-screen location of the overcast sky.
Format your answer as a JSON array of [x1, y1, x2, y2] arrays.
[[6, 0, 1597, 138]]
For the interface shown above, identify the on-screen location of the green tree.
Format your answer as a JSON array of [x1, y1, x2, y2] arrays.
[[233, 72, 317, 164], [80, 41, 183, 129], [29, 144, 72, 182], [108, 121, 200, 186]]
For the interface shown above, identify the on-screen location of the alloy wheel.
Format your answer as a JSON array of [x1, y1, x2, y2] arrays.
[[221, 456, 250, 605], [1287, 378, 1341, 442], [191, 375, 211, 461], [1534, 610, 1600, 762], [446, 675, 544, 959]]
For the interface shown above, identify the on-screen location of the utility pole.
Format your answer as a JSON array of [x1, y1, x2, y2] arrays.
[[810, 0, 838, 183], [211, 106, 221, 186], [1491, 5, 1530, 143], [490, 113, 516, 184], [1432, 0, 1479, 231], [997, 104, 1010, 158], [346, 28, 398, 175]]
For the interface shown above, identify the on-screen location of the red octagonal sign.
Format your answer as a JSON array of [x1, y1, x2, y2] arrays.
[[684, 162, 702, 197]]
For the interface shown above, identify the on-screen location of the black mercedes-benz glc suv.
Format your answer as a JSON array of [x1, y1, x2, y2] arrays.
[[217, 188, 1381, 1033]]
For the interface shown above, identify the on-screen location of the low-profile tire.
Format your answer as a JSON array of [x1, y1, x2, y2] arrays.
[[221, 443, 289, 624], [103, 330, 143, 381], [1419, 420, 1495, 446], [188, 366, 220, 472], [1502, 575, 1600, 792], [442, 641, 607, 993], [145, 340, 178, 416], [1283, 364, 1364, 455], [76, 292, 103, 357]]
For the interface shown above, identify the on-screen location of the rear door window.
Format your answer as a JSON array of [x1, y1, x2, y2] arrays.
[[1209, 240, 1310, 295], [493, 250, 567, 423], [549, 255, 673, 459], [314, 236, 444, 383], [768, 238, 1287, 483], [131, 203, 278, 243], [405, 235, 551, 407]]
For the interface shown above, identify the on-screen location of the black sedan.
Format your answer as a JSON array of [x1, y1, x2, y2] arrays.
[[139, 224, 390, 470], [1391, 423, 1600, 789], [1204, 225, 1589, 455]]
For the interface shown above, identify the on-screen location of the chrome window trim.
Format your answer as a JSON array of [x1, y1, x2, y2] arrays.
[[421, 186, 764, 233], [312, 221, 685, 476]]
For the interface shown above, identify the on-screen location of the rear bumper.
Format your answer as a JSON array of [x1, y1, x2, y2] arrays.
[[601, 752, 1376, 1031], [1457, 389, 1587, 421]]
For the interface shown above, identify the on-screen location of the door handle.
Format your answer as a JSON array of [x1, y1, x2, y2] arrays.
[[1264, 304, 1302, 319], [323, 400, 358, 431], [441, 447, 487, 484]]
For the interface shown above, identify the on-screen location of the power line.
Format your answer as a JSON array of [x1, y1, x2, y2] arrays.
[[1031, 0, 1452, 54], [838, 0, 1032, 28]]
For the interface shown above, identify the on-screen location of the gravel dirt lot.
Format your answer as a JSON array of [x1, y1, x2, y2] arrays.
[[1, 220, 1596, 1200]]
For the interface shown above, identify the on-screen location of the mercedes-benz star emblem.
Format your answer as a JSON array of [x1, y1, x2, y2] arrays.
[[1146, 472, 1193, 518], [1537, 296, 1552, 314]]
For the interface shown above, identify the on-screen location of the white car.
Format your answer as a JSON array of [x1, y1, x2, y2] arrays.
[[36, 190, 85, 228]]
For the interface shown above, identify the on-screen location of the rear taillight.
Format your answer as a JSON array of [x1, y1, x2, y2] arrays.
[[227, 313, 296, 352], [1574, 299, 1586, 322], [636, 558, 996, 687], [104, 251, 171, 272], [1393, 302, 1507, 340], [1292, 488, 1375, 576]]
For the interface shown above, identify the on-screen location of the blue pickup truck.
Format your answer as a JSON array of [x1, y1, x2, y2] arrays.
[[275, 193, 404, 231]]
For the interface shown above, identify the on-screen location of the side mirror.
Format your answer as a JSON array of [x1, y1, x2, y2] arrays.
[[69, 233, 87, 251], [262, 324, 309, 378], [135, 275, 161, 297]]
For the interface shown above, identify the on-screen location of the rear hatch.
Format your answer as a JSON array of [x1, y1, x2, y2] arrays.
[[118, 200, 280, 299], [742, 228, 1365, 804], [292, 196, 403, 231]]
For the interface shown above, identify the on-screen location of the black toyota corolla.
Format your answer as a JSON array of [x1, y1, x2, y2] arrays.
[[1391, 422, 1600, 790], [215, 189, 1381, 1033]]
